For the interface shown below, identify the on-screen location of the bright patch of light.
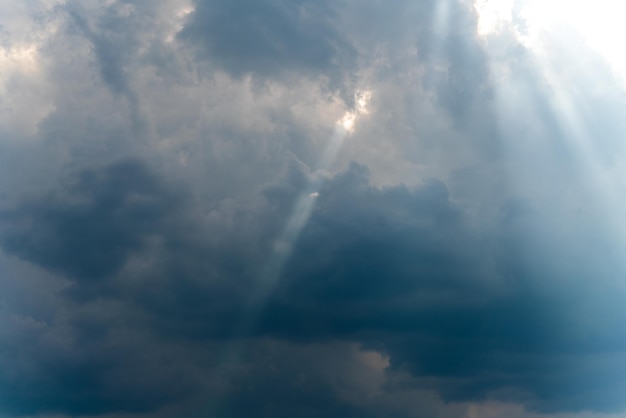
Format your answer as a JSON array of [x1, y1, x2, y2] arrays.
[[164, 3, 194, 44], [475, 0, 514, 35], [0, 45, 40, 75], [475, 0, 626, 83], [528, 0, 626, 82], [250, 88, 374, 306], [0, 0, 64, 136], [355, 90, 372, 114], [337, 90, 372, 133], [340, 112, 356, 132], [176, 5, 195, 19], [477, 0, 626, 260], [0, 43, 54, 135]]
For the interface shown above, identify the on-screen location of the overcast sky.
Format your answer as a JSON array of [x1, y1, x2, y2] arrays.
[[2, 0, 626, 417]]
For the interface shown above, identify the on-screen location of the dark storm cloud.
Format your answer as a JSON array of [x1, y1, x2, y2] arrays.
[[0, 340, 178, 416], [253, 163, 626, 413], [212, 355, 375, 418], [179, 0, 356, 81], [0, 307, 205, 417], [3, 158, 624, 415], [3, 0, 626, 417], [0, 159, 183, 282], [0, 159, 360, 417], [0, 162, 222, 416]]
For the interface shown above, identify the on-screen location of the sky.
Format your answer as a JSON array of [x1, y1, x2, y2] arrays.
[[1, 0, 626, 417]]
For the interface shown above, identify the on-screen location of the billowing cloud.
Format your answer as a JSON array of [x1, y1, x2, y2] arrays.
[[1, 0, 626, 417], [179, 0, 356, 83]]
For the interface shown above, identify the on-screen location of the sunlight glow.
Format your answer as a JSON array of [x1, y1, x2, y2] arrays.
[[475, 0, 626, 83], [0, 44, 40, 75], [526, 0, 626, 83], [164, 2, 194, 44], [337, 90, 372, 133], [478, 0, 626, 261], [0, 43, 54, 136], [236, 89, 374, 333], [340, 112, 356, 132], [475, 0, 514, 35]]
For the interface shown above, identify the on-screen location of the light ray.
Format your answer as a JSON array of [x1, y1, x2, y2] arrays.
[[476, 0, 626, 273], [477, 0, 626, 85], [202, 92, 372, 418], [250, 91, 371, 303], [231, 90, 372, 335], [433, 0, 452, 39]]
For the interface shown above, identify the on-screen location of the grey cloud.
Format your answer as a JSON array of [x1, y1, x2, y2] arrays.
[[3, 0, 626, 417], [255, 163, 626, 413], [66, 8, 130, 98], [64, 4, 146, 135], [0, 308, 208, 416], [61, 1, 188, 137], [3, 158, 624, 415], [0, 159, 184, 283], [341, 0, 494, 125], [179, 0, 356, 82]]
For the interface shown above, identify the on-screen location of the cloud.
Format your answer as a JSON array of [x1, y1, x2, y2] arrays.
[[2, 157, 626, 416], [2, 0, 626, 417], [255, 163, 626, 413], [0, 159, 184, 283], [179, 0, 356, 82]]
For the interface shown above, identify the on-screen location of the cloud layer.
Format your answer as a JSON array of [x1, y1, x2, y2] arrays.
[[1, 0, 626, 417]]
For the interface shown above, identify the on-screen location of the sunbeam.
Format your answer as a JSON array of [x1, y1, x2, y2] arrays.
[[477, 0, 626, 281], [476, 0, 626, 84], [8, 1, 626, 415], [200, 90, 372, 416], [247, 90, 372, 310]]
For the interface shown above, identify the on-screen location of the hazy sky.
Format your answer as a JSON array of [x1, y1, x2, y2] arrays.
[[2, 1, 626, 417]]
